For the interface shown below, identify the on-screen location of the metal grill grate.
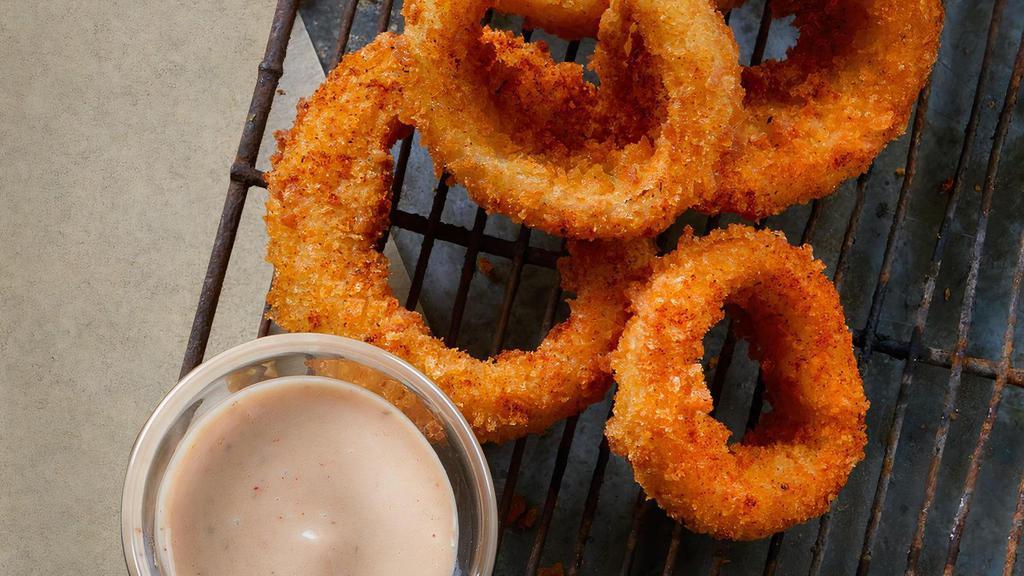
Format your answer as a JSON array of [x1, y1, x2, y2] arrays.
[[181, 0, 1024, 573]]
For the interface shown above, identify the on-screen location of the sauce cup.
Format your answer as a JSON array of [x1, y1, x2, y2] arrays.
[[122, 333, 498, 575]]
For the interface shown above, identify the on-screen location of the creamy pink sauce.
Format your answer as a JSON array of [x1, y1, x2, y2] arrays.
[[156, 377, 457, 576]]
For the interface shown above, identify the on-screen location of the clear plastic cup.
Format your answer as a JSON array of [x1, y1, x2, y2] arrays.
[[122, 333, 497, 575]]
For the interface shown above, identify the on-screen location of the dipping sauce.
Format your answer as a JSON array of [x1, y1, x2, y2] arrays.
[[156, 376, 457, 576]]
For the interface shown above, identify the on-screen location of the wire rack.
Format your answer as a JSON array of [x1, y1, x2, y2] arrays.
[[179, 0, 1024, 573]]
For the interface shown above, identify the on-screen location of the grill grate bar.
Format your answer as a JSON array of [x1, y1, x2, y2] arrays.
[[856, 330, 1024, 386], [333, 0, 360, 63], [390, 209, 563, 268], [444, 208, 489, 345], [948, 27, 1024, 575], [805, 171, 872, 576], [568, 402, 616, 575], [526, 415, 581, 573], [906, 16, 1024, 575], [497, 438, 528, 550], [621, 494, 656, 576], [495, 253, 565, 551], [377, 0, 395, 34], [952, 229, 1024, 575], [826, 75, 936, 576], [487, 36, 593, 572], [1006, 456, 1024, 576], [489, 221, 540, 545], [180, 0, 299, 377], [661, 523, 688, 576], [399, 10, 502, 316], [831, 172, 872, 295], [404, 180, 452, 310]]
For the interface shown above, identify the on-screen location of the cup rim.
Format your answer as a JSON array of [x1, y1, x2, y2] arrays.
[[121, 333, 498, 576]]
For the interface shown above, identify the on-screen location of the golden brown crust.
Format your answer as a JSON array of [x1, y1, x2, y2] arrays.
[[399, 0, 743, 239], [490, 0, 943, 219], [606, 225, 869, 540], [701, 0, 944, 219], [494, 0, 743, 39], [265, 34, 657, 443]]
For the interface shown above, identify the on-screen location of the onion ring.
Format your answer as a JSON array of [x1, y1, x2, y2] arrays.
[[265, 34, 656, 443], [493, 0, 744, 39], [399, 0, 743, 239], [701, 0, 944, 218], [490, 0, 943, 218], [606, 225, 868, 540]]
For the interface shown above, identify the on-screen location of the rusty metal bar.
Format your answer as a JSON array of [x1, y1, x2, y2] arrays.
[[856, 80, 933, 363], [390, 210, 562, 269], [1005, 468, 1024, 576], [497, 438, 528, 551], [850, 2, 1010, 571], [180, 0, 299, 377], [444, 209, 489, 346], [905, 17, 1024, 575], [660, 523, 686, 576], [620, 494, 654, 576], [811, 70, 936, 574], [856, 331, 1024, 386], [333, 0, 360, 64], [761, 532, 784, 576], [851, 87, 936, 575], [568, 403, 615, 576], [377, 0, 395, 32], [445, 28, 542, 343], [804, 171, 872, 576], [401, 8, 500, 314], [832, 172, 872, 295], [526, 416, 580, 574], [492, 38, 588, 571], [495, 254, 565, 552], [229, 162, 267, 188], [404, 181, 451, 310], [945, 229, 1024, 575]]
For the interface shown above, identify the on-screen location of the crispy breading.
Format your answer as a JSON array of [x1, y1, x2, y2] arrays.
[[494, 0, 743, 39], [265, 34, 656, 443], [399, 0, 743, 239], [701, 0, 944, 218], [607, 226, 869, 540]]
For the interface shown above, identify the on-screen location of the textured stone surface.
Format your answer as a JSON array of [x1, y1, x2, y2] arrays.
[[0, 4, 321, 573]]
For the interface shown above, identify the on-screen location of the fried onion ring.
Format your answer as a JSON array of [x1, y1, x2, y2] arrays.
[[490, 0, 943, 218], [606, 225, 868, 540], [701, 0, 944, 218], [399, 0, 743, 239], [493, 0, 744, 39], [265, 34, 656, 443]]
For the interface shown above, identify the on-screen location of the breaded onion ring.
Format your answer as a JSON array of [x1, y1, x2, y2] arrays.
[[490, 0, 943, 218], [399, 0, 743, 239], [701, 0, 944, 218], [606, 226, 868, 540], [265, 34, 656, 443], [494, 0, 744, 40]]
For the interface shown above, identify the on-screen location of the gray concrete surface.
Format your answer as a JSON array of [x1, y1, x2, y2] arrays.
[[0, 2, 311, 573]]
